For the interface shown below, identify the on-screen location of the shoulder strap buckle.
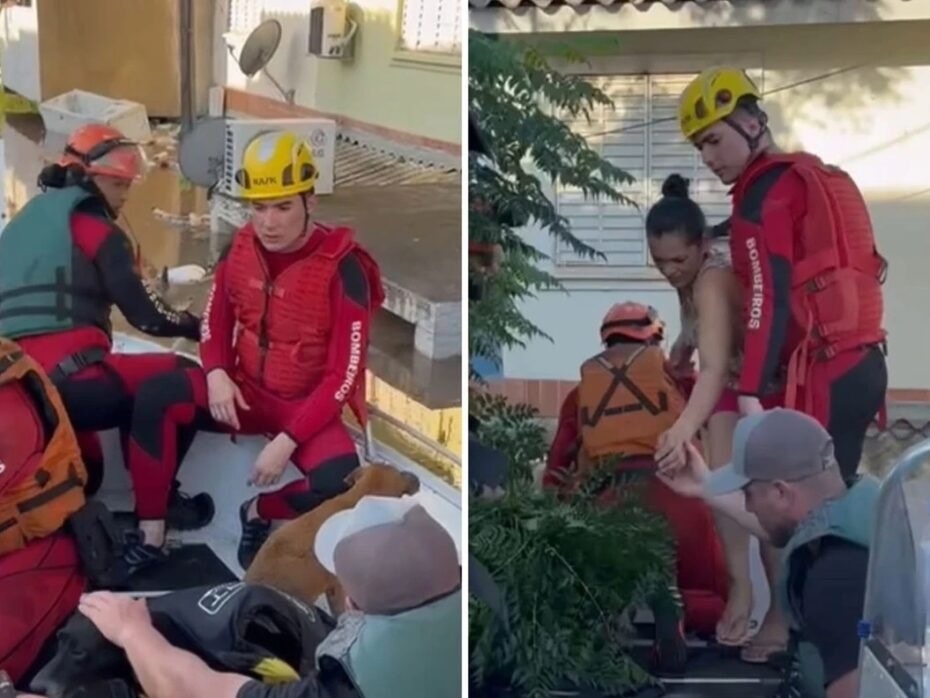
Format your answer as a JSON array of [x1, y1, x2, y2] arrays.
[[48, 348, 107, 386]]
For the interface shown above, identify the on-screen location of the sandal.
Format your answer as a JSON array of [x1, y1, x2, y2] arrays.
[[716, 617, 758, 647], [740, 639, 789, 665]]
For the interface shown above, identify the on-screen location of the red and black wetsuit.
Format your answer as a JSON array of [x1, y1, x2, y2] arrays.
[[134, 224, 377, 521], [16, 209, 201, 505], [543, 387, 728, 636], [542, 386, 580, 490], [729, 153, 887, 480]]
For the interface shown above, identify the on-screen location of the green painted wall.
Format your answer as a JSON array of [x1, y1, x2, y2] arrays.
[[315, 0, 460, 145]]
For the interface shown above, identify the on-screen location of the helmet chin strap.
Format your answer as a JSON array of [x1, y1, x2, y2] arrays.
[[78, 174, 119, 220], [301, 193, 312, 239], [284, 193, 313, 250], [724, 111, 769, 157]]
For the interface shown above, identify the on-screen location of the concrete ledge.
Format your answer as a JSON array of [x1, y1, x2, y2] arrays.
[[485, 376, 930, 423]]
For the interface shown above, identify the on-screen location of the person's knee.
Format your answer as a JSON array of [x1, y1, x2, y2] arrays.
[[174, 354, 199, 371], [283, 453, 360, 515], [310, 452, 361, 496], [131, 370, 195, 455]]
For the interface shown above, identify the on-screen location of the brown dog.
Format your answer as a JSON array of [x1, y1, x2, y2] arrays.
[[244, 462, 420, 612]]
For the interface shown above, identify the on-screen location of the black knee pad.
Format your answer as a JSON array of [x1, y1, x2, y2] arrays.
[[131, 370, 195, 457], [311, 453, 360, 495], [285, 453, 360, 515]]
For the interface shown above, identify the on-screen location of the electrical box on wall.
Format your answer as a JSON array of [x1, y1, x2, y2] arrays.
[[309, 0, 356, 59]]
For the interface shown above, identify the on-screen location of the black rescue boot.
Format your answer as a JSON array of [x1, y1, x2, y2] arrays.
[[237, 497, 271, 571], [165, 479, 215, 531], [651, 589, 689, 676]]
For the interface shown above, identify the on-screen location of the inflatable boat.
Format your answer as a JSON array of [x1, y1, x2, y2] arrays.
[[857, 436, 930, 698]]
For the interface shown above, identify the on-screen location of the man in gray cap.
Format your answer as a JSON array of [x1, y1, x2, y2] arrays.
[[69, 495, 461, 698], [659, 408, 879, 698]]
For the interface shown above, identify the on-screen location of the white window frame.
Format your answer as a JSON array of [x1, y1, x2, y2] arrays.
[[227, 0, 264, 33], [394, 0, 461, 69], [551, 63, 764, 281]]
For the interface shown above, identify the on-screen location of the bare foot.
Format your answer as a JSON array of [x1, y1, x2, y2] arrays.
[[740, 606, 789, 664], [716, 581, 754, 646]]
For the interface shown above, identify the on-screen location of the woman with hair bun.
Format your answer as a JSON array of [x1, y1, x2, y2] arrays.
[[646, 173, 786, 661]]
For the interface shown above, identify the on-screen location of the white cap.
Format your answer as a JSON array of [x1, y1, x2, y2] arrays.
[[314, 494, 460, 614], [314, 495, 419, 574]]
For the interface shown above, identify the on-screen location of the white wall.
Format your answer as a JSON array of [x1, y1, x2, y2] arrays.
[[0, 1, 40, 101], [217, 0, 324, 105], [503, 21, 930, 391], [505, 284, 681, 382], [214, 0, 461, 144]]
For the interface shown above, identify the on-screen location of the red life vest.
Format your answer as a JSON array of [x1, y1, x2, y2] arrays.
[[0, 534, 86, 683], [731, 152, 886, 415], [0, 337, 87, 555], [225, 224, 384, 424]]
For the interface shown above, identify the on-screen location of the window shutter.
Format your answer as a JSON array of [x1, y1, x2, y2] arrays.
[[555, 71, 763, 271], [400, 0, 461, 54], [555, 75, 648, 267], [228, 0, 264, 33], [648, 75, 731, 230]]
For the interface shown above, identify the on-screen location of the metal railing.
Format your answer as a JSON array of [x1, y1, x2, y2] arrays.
[[363, 404, 461, 466]]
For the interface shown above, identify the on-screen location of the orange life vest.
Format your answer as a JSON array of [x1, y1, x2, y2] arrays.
[[0, 337, 87, 555], [576, 343, 683, 470], [225, 224, 384, 424], [731, 153, 886, 415]]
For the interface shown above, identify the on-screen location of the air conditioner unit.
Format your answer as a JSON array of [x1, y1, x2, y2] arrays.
[[309, 0, 354, 59], [222, 117, 337, 197]]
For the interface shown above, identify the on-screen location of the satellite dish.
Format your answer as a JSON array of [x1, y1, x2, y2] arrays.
[[239, 19, 281, 77], [233, 19, 295, 104], [178, 117, 227, 188]]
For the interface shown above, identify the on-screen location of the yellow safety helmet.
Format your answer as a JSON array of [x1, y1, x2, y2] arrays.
[[678, 67, 762, 140], [234, 131, 319, 200]]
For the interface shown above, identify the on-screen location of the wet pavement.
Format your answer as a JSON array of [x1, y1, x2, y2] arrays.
[[0, 115, 461, 486]]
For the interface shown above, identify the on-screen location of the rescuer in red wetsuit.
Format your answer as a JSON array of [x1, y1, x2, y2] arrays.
[[0, 124, 213, 582], [135, 131, 384, 570], [543, 304, 730, 673], [677, 68, 887, 484]]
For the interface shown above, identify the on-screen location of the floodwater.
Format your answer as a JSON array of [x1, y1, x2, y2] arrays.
[[0, 115, 461, 487]]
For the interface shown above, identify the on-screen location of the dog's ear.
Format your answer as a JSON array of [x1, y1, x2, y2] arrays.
[[344, 466, 365, 487]]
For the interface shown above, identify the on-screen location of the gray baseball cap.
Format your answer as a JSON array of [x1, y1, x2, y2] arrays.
[[704, 408, 837, 496], [315, 495, 460, 615]]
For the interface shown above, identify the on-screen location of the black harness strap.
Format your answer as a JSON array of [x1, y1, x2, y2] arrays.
[[580, 346, 668, 427]]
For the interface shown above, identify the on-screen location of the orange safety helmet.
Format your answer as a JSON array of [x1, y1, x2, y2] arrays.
[[57, 124, 146, 181], [600, 302, 665, 343]]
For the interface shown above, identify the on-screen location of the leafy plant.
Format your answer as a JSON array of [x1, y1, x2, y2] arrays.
[[469, 31, 674, 697], [469, 396, 676, 698], [471, 391, 548, 487], [469, 30, 636, 373], [470, 483, 676, 697]]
